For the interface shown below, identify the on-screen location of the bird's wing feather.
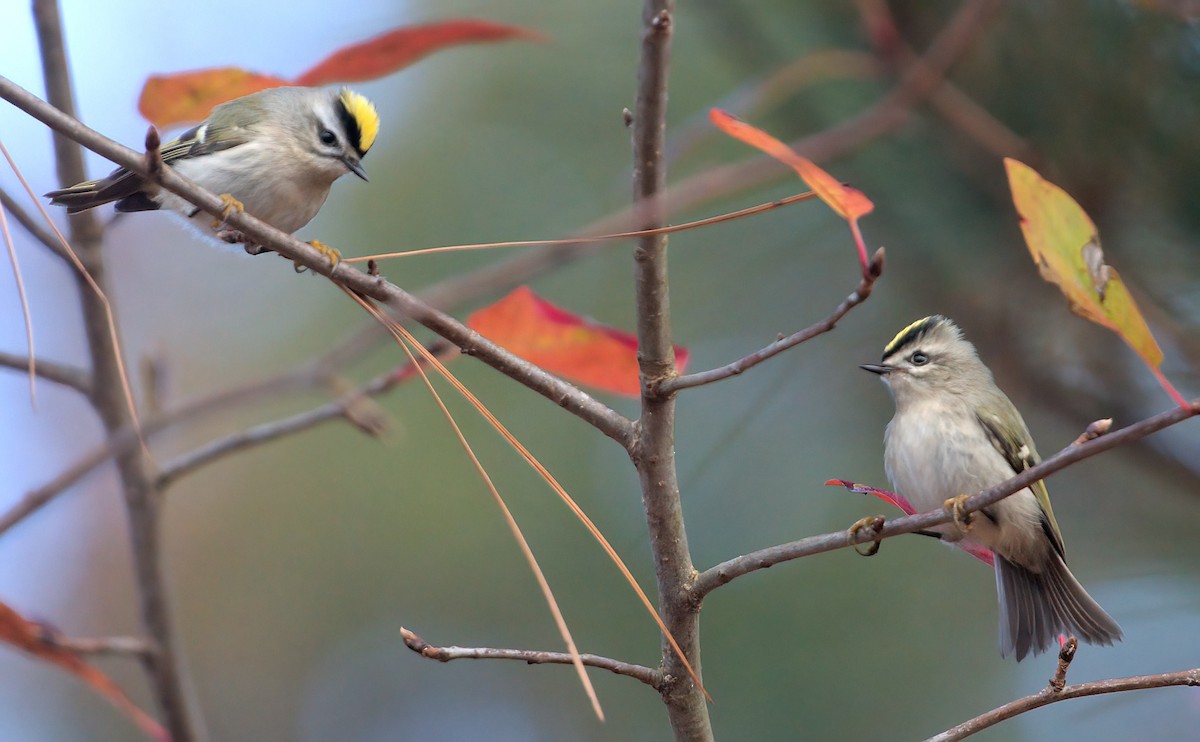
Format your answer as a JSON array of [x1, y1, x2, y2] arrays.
[[976, 409, 1065, 557], [46, 123, 255, 213]]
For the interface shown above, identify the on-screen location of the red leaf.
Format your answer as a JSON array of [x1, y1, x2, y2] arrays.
[[709, 109, 874, 272], [824, 480, 995, 566], [467, 287, 689, 397], [296, 20, 545, 86], [709, 109, 873, 220], [0, 602, 168, 740], [139, 68, 293, 129]]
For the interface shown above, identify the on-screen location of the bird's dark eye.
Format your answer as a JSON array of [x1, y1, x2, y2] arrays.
[[319, 129, 338, 146], [910, 351, 929, 366]]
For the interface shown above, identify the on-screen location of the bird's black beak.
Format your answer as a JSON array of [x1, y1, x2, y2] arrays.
[[343, 156, 369, 181], [859, 363, 894, 375]]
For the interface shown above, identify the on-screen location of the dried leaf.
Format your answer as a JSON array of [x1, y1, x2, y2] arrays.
[[139, 68, 292, 129], [467, 287, 689, 397], [0, 602, 167, 740], [296, 20, 545, 86], [709, 108, 874, 271]]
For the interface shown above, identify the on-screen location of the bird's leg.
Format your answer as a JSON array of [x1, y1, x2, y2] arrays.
[[944, 494, 974, 533], [212, 193, 244, 229], [847, 515, 885, 557]]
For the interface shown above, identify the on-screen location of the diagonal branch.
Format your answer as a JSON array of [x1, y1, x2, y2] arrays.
[[0, 73, 635, 449], [155, 367, 405, 488], [0, 350, 91, 395], [694, 400, 1198, 598], [400, 627, 661, 688], [657, 247, 883, 396], [0, 186, 67, 259], [927, 666, 1200, 741]]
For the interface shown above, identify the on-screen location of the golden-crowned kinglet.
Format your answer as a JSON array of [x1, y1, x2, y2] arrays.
[[46, 86, 378, 242], [861, 315, 1122, 660]]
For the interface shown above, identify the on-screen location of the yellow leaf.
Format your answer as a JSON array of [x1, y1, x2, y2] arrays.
[[1005, 158, 1163, 370]]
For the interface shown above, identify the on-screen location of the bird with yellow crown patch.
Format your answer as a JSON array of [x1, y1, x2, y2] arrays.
[[862, 315, 1122, 660], [47, 86, 380, 266]]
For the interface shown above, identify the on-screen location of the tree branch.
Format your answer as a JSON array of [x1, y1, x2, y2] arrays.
[[694, 400, 1198, 597], [627, 3, 714, 740], [400, 627, 661, 688], [155, 367, 404, 488], [0, 74, 635, 449], [928, 666, 1200, 741], [31, 4, 194, 736], [0, 186, 67, 260], [657, 247, 883, 395], [0, 350, 90, 395], [43, 634, 154, 658]]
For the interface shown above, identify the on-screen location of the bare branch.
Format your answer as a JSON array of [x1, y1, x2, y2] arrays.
[[928, 665, 1200, 741], [43, 634, 154, 658], [0, 350, 90, 395], [1049, 637, 1077, 692], [0, 187, 66, 259], [0, 362, 331, 536], [658, 247, 883, 395], [627, 1, 714, 737], [156, 368, 403, 488], [30, 3, 193, 735], [694, 401, 1198, 598], [400, 627, 661, 688]]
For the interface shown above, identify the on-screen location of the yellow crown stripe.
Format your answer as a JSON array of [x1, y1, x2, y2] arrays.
[[339, 89, 380, 154], [883, 315, 938, 358]]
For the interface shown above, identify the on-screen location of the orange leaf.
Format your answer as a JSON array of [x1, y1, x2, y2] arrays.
[[139, 68, 292, 129], [708, 108, 873, 221], [467, 287, 689, 397], [1005, 158, 1186, 407], [0, 602, 167, 741], [295, 20, 545, 86]]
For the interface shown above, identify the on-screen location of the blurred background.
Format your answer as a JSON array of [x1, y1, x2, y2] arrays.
[[1, 0, 1198, 739]]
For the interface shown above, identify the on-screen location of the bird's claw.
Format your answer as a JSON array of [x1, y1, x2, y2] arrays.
[[295, 240, 341, 273], [847, 515, 885, 557], [212, 194, 244, 229], [944, 494, 974, 533]]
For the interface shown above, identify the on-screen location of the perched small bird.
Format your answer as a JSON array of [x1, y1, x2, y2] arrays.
[[861, 315, 1122, 660], [46, 86, 379, 262]]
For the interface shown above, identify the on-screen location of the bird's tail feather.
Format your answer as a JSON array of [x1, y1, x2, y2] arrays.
[[45, 169, 148, 214], [995, 553, 1122, 661]]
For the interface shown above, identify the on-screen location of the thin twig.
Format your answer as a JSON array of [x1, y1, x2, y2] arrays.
[[927, 666, 1200, 741], [0, 350, 91, 395], [0, 361, 333, 535], [155, 368, 403, 488], [658, 247, 883, 395], [694, 401, 1198, 597], [400, 627, 661, 688], [0, 187, 65, 259], [1049, 637, 1077, 692], [43, 635, 155, 658]]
